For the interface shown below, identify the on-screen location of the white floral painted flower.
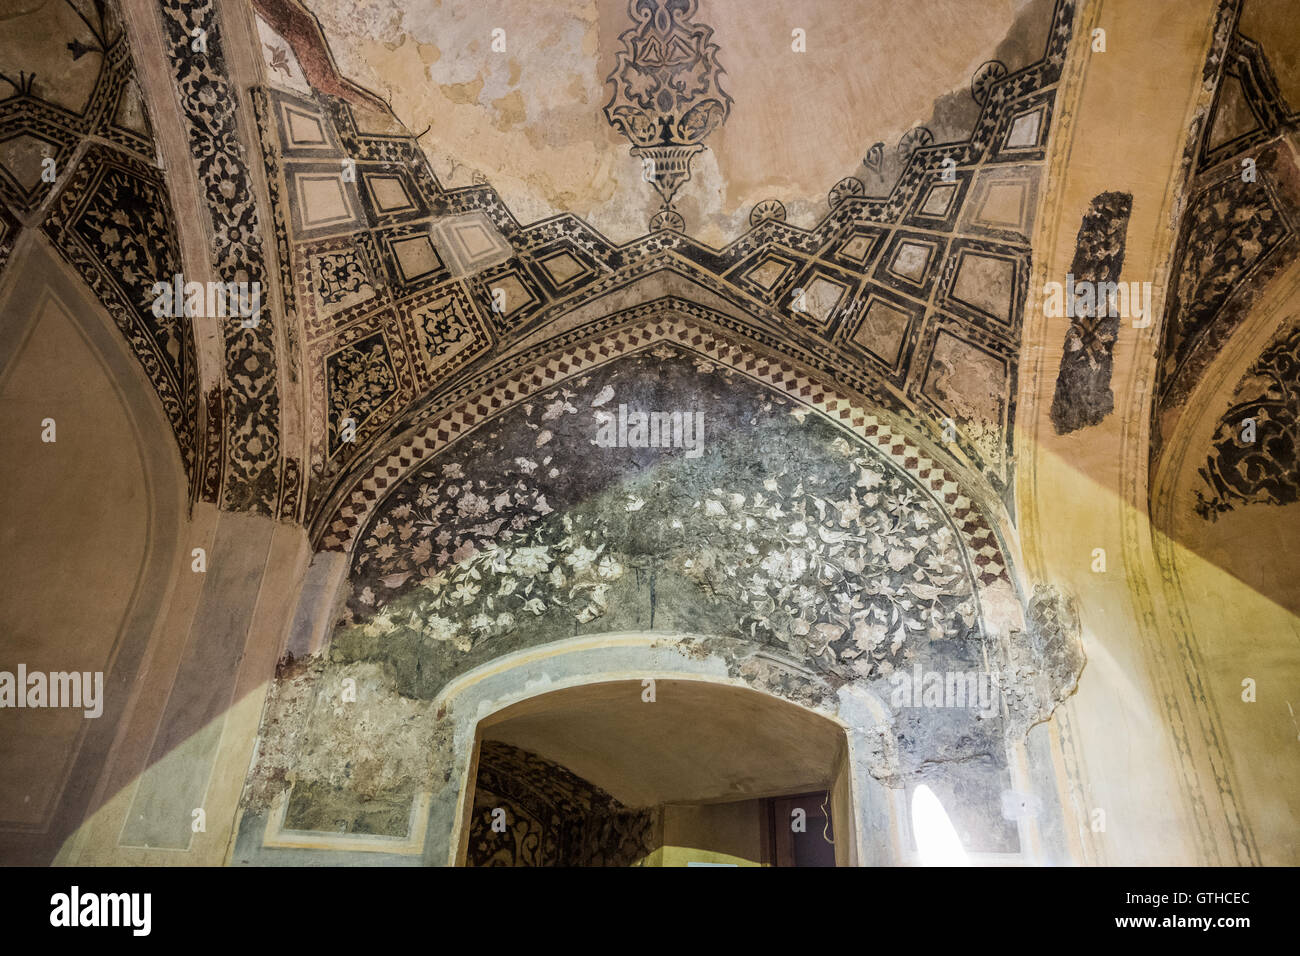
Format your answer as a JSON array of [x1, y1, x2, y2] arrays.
[[477, 542, 507, 572], [857, 467, 884, 490], [597, 555, 623, 579], [625, 495, 646, 512], [837, 498, 861, 525], [458, 492, 489, 518], [419, 569, 448, 591], [815, 622, 845, 647], [566, 545, 599, 574], [522, 597, 546, 615], [497, 576, 518, 596], [452, 580, 480, 604], [421, 614, 470, 651], [514, 457, 538, 474], [761, 549, 808, 582], [363, 608, 396, 637], [853, 619, 889, 651], [509, 546, 551, 574], [443, 463, 464, 479], [542, 399, 574, 421], [887, 548, 916, 572]]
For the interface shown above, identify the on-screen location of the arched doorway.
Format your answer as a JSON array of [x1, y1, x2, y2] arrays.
[[459, 678, 853, 866]]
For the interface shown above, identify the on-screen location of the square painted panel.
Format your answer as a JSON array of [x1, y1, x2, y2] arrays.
[[285, 162, 364, 238], [961, 165, 1040, 240], [391, 234, 446, 283], [355, 166, 428, 225], [270, 91, 342, 158], [398, 284, 492, 387], [874, 232, 948, 297], [376, 225, 453, 291], [838, 283, 923, 377], [824, 223, 888, 271], [936, 237, 1027, 335], [433, 211, 513, 274], [1005, 108, 1044, 149], [988, 90, 1053, 164], [470, 262, 546, 333], [525, 241, 604, 296], [783, 261, 859, 333], [725, 248, 805, 303], [538, 250, 589, 288], [904, 169, 973, 231]]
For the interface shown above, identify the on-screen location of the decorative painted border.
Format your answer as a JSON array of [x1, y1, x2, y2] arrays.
[[157, 0, 288, 515]]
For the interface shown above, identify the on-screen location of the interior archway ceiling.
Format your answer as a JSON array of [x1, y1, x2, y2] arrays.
[[250, 0, 1075, 536], [6, 0, 1300, 544], [302, 0, 1056, 246], [1150, 0, 1300, 518], [0, 0, 202, 493]]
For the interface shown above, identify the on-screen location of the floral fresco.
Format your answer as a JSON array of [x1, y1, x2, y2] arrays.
[[334, 347, 985, 698], [1196, 318, 1300, 517]]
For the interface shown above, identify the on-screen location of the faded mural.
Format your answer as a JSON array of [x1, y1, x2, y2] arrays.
[[333, 348, 985, 697]]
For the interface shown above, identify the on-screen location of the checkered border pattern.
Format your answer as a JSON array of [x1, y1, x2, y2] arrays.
[[317, 318, 1010, 588]]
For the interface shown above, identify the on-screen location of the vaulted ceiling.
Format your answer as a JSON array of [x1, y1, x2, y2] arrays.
[[2, 0, 1297, 552]]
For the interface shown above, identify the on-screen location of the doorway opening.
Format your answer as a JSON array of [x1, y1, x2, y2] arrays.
[[457, 678, 854, 866]]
